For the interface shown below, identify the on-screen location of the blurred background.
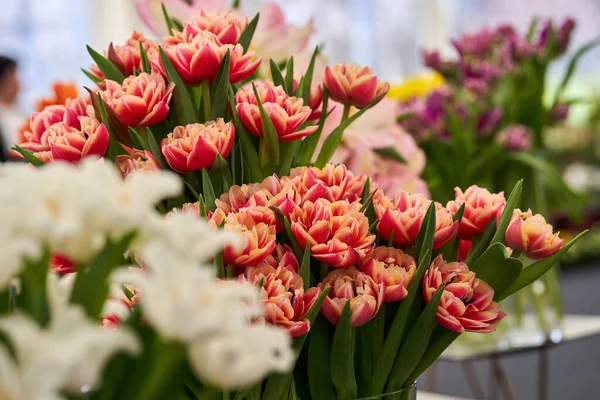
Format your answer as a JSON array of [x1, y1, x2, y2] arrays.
[[2, 0, 600, 399]]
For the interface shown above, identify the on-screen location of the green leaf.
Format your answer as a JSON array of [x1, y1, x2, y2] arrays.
[[161, 3, 175, 36], [497, 230, 588, 301], [139, 42, 151, 73], [442, 203, 465, 260], [526, 16, 540, 41], [315, 92, 387, 168], [489, 179, 523, 247], [277, 140, 301, 177], [469, 242, 522, 296], [406, 326, 460, 384], [300, 242, 312, 290], [70, 232, 135, 319], [198, 194, 208, 219], [172, 17, 184, 32], [413, 202, 436, 265], [129, 128, 149, 151], [293, 287, 330, 350], [253, 82, 280, 172], [301, 46, 320, 104], [386, 286, 444, 391], [396, 112, 415, 124], [284, 56, 295, 95], [283, 216, 303, 259], [270, 59, 286, 88], [81, 68, 104, 84], [90, 89, 133, 148], [554, 36, 600, 105], [492, 257, 523, 301], [87, 45, 125, 83], [146, 127, 169, 169], [12, 145, 45, 166], [330, 302, 357, 400], [210, 51, 231, 120], [238, 13, 259, 54], [19, 250, 51, 326], [373, 147, 406, 163], [159, 47, 197, 125], [208, 154, 233, 190], [360, 177, 371, 205], [308, 315, 337, 400], [201, 169, 217, 212], [369, 249, 431, 395], [464, 220, 496, 267], [228, 90, 263, 182], [298, 88, 329, 165]]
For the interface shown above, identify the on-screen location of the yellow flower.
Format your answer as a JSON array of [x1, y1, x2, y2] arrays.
[[387, 72, 445, 101]]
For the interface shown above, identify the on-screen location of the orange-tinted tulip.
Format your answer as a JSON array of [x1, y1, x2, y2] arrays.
[[182, 10, 248, 45], [375, 192, 430, 247], [323, 62, 389, 108], [107, 31, 159, 76], [101, 72, 174, 127], [360, 247, 416, 302], [321, 267, 383, 327], [447, 185, 505, 239], [42, 117, 109, 163], [423, 255, 505, 333], [504, 209, 564, 260], [290, 199, 375, 269], [161, 119, 234, 173], [115, 149, 160, 178]]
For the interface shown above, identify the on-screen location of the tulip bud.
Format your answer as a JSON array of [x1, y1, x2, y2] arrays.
[[321, 267, 383, 327], [323, 62, 389, 109], [360, 247, 416, 302], [115, 149, 159, 178], [423, 255, 505, 333], [495, 125, 532, 152], [504, 209, 564, 260], [161, 119, 235, 173], [375, 191, 430, 247]]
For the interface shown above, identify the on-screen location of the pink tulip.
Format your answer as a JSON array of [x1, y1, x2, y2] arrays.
[[360, 247, 416, 302], [375, 192, 430, 247], [115, 149, 160, 178], [161, 119, 234, 173], [292, 77, 324, 121], [50, 253, 75, 275], [160, 30, 261, 85], [290, 199, 375, 269], [323, 62, 389, 109], [41, 117, 109, 163], [211, 206, 277, 268], [182, 10, 248, 45], [447, 185, 506, 239], [321, 267, 383, 327], [243, 264, 320, 337], [105, 31, 158, 77], [434, 204, 459, 250], [100, 72, 174, 127], [235, 81, 316, 142], [504, 209, 564, 260], [423, 255, 505, 333]]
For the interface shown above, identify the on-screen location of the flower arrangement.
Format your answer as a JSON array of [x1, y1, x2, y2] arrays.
[[8, 5, 586, 399]]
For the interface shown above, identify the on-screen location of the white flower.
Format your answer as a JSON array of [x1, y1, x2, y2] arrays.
[[112, 267, 262, 343], [134, 212, 241, 272], [0, 237, 41, 289], [0, 275, 140, 394], [189, 325, 295, 390]]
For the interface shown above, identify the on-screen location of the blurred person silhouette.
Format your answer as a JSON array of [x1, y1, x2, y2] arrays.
[[0, 56, 24, 162]]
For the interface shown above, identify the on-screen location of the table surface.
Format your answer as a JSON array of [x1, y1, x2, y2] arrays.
[[418, 391, 471, 400], [441, 314, 600, 361]]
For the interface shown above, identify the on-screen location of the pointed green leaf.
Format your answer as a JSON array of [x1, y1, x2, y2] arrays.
[[300, 242, 312, 290], [161, 3, 175, 36], [210, 51, 231, 120], [331, 302, 357, 400], [139, 42, 151, 73], [464, 219, 497, 267], [293, 286, 330, 350], [442, 203, 465, 260], [554, 37, 600, 104], [492, 257, 523, 301], [208, 154, 233, 190], [386, 286, 444, 391], [277, 140, 301, 177], [270, 59, 286, 88], [228, 90, 263, 182], [87, 45, 125, 83], [19, 249, 51, 326], [298, 87, 329, 165], [145, 127, 168, 169], [172, 17, 184, 32], [159, 47, 197, 125], [413, 202, 436, 264], [252, 82, 280, 172], [284, 56, 295, 95], [490, 179, 523, 247], [497, 230, 588, 300], [12, 145, 45, 166], [526, 17, 540, 41], [283, 217, 303, 259], [129, 127, 149, 151], [373, 147, 406, 163], [406, 326, 461, 384], [308, 315, 336, 400], [302, 46, 320, 104], [202, 169, 217, 212], [469, 242, 522, 296], [238, 13, 260, 53], [81, 68, 103, 84], [361, 177, 371, 205], [198, 194, 208, 219]]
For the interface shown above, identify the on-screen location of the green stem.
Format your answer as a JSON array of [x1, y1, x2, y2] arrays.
[[341, 104, 351, 124], [202, 79, 211, 121]]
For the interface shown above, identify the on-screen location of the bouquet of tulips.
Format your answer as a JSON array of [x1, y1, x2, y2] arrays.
[[9, 4, 585, 399], [399, 17, 597, 216]]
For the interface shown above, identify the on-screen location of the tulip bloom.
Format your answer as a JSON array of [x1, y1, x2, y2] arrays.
[[423, 255, 505, 333], [504, 209, 563, 260], [321, 267, 383, 327], [115, 149, 160, 178], [161, 119, 234, 173], [243, 264, 320, 337], [40, 117, 109, 163], [50, 253, 75, 275], [101, 72, 174, 128], [161, 30, 261, 85], [375, 192, 430, 247], [107, 31, 158, 77], [323, 62, 389, 109], [360, 247, 416, 302], [214, 207, 278, 268], [447, 185, 505, 239], [434, 204, 459, 250], [182, 11, 249, 45], [291, 199, 375, 269], [292, 78, 324, 122], [235, 82, 317, 142]]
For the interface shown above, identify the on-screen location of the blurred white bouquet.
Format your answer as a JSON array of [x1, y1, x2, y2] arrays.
[[0, 159, 293, 399]]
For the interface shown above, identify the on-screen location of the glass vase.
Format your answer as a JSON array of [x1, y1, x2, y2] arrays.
[[355, 383, 417, 400]]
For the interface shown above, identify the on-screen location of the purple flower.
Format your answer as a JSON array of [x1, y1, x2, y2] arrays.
[[496, 125, 532, 151], [478, 108, 503, 136], [549, 102, 570, 124]]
